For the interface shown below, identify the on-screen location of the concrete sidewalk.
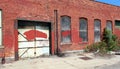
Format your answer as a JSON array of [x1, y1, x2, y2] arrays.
[[1, 53, 120, 69]]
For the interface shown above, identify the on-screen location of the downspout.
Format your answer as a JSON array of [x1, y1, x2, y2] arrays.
[[14, 20, 19, 61], [54, 10, 59, 55]]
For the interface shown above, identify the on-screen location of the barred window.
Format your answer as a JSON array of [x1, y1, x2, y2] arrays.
[[79, 18, 88, 42], [61, 16, 71, 43], [0, 10, 2, 45], [94, 19, 101, 42], [106, 21, 112, 31]]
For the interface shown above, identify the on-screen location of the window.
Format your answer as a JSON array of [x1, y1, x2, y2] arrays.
[[94, 19, 101, 42], [61, 16, 71, 43], [79, 18, 88, 42], [106, 20, 112, 31], [115, 20, 120, 29], [0, 10, 2, 45]]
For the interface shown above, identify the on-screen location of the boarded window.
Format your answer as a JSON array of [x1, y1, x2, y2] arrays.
[[79, 18, 88, 42], [94, 19, 101, 42], [106, 21, 112, 31], [115, 20, 120, 29], [61, 16, 71, 43]]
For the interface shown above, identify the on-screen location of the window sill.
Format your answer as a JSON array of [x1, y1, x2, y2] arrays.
[[94, 41, 101, 43], [0, 46, 4, 49], [61, 43, 72, 45], [79, 42, 88, 45]]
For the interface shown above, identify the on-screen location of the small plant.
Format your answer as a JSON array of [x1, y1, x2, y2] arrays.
[[85, 43, 99, 52]]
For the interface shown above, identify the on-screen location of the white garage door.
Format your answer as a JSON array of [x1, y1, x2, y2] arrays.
[[18, 21, 50, 58]]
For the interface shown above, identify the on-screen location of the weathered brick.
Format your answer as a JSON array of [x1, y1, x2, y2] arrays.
[[0, 0, 120, 59]]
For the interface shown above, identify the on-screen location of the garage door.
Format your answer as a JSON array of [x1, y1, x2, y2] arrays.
[[18, 21, 51, 58]]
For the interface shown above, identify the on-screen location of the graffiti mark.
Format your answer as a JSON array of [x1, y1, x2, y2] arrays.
[[24, 30, 47, 41], [79, 38, 83, 42], [61, 30, 70, 37]]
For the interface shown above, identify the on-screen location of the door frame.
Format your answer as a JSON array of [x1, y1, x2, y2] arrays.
[[14, 19, 52, 60]]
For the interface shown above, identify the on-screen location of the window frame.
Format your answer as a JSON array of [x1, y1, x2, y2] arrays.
[[79, 18, 88, 43], [0, 9, 2, 46], [60, 16, 71, 44], [94, 19, 101, 42], [115, 20, 120, 29]]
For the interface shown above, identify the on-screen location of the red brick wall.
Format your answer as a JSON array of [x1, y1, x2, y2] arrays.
[[115, 28, 120, 38], [0, 0, 120, 58]]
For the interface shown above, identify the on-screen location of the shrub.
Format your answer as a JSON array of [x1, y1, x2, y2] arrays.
[[85, 41, 107, 55], [114, 38, 120, 51], [85, 28, 120, 55], [85, 43, 99, 52]]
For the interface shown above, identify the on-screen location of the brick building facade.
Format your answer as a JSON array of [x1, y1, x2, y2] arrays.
[[0, 0, 120, 61]]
